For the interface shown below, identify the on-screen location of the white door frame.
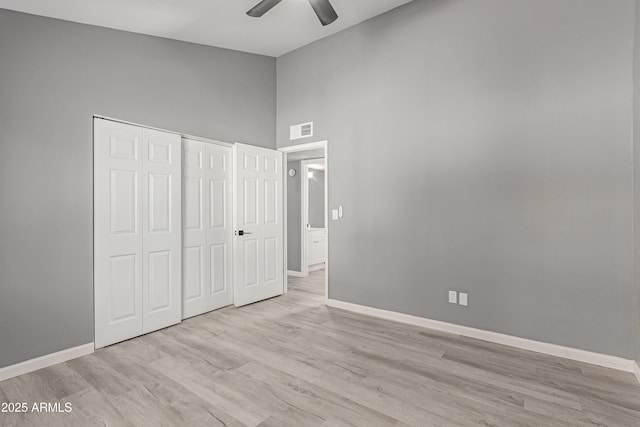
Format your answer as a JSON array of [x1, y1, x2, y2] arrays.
[[279, 141, 328, 302]]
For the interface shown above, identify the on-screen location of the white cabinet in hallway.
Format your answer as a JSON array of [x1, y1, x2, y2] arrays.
[[307, 228, 326, 269], [94, 119, 182, 349], [182, 139, 233, 319]]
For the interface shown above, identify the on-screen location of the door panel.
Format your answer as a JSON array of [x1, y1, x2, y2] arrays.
[[264, 157, 278, 174], [182, 139, 233, 319], [110, 170, 138, 235], [142, 128, 181, 333], [234, 143, 284, 307], [205, 143, 234, 310], [183, 177, 203, 230], [148, 139, 172, 164], [264, 237, 278, 283], [184, 148, 203, 169], [149, 173, 171, 233], [108, 254, 138, 322], [264, 179, 278, 224], [210, 243, 226, 294], [95, 120, 144, 349], [243, 153, 258, 171], [243, 178, 259, 225], [95, 120, 182, 348], [110, 135, 138, 160], [210, 151, 226, 171], [210, 179, 226, 229], [243, 238, 259, 287], [183, 246, 204, 302], [181, 139, 207, 318], [148, 250, 171, 312]]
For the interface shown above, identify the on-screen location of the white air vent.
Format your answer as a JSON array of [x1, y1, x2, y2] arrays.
[[290, 122, 313, 140]]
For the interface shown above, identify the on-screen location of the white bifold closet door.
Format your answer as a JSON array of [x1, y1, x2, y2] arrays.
[[182, 139, 233, 319], [94, 119, 182, 349], [233, 143, 284, 307]]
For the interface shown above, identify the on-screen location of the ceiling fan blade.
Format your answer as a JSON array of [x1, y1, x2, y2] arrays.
[[246, 0, 283, 18], [308, 0, 338, 26]]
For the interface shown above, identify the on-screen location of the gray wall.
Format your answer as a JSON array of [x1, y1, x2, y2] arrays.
[[277, 0, 635, 358], [634, 0, 640, 367], [287, 161, 302, 272], [309, 169, 325, 228], [0, 9, 276, 368]]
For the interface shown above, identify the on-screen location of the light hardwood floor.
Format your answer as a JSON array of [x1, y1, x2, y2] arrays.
[[1, 270, 639, 426]]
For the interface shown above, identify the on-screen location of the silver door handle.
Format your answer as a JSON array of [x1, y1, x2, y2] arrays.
[[236, 230, 252, 236]]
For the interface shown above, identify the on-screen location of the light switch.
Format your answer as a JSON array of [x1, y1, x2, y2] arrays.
[[332, 209, 339, 220], [338, 206, 343, 218]]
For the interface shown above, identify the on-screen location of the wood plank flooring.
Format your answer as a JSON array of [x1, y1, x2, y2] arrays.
[[1, 270, 639, 426]]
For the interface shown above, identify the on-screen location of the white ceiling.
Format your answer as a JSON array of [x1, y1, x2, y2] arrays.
[[0, 0, 414, 57]]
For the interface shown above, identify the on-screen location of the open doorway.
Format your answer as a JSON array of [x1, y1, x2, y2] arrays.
[[280, 142, 328, 302], [302, 159, 326, 275]]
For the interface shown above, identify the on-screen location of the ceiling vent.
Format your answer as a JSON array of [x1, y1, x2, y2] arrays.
[[290, 122, 313, 140]]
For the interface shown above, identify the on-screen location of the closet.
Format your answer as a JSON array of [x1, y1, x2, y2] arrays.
[[94, 119, 182, 349], [182, 139, 233, 318], [94, 118, 285, 348]]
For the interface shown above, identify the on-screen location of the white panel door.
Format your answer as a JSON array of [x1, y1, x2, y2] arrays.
[[182, 139, 233, 319], [142, 128, 182, 333], [233, 143, 284, 307], [94, 119, 144, 348], [182, 139, 207, 318], [95, 119, 182, 349], [205, 143, 234, 310]]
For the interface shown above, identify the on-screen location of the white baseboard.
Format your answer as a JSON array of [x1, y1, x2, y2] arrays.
[[326, 299, 636, 373], [0, 343, 94, 382], [634, 361, 640, 385], [287, 270, 305, 277], [308, 263, 325, 272]]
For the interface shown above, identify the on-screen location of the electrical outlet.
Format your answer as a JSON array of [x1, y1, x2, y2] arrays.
[[332, 209, 339, 220], [459, 293, 468, 306], [448, 291, 457, 304]]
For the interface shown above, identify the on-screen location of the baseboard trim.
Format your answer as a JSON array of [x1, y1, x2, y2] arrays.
[[0, 343, 94, 382], [326, 299, 635, 373], [287, 270, 305, 277], [634, 361, 640, 385]]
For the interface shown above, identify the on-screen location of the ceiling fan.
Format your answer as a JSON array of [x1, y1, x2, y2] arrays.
[[247, 0, 338, 26]]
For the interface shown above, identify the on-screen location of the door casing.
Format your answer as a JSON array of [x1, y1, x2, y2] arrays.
[[279, 141, 329, 301]]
